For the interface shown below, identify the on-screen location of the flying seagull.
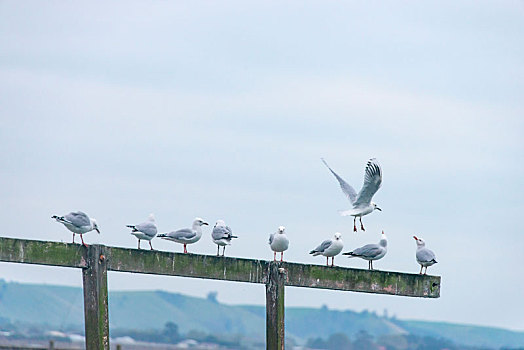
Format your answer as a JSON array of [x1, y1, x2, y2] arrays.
[[211, 219, 238, 257], [343, 230, 387, 270], [413, 236, 438, 275], [158, 218, 208, 253], [269, 226, 289, 262], [126, 214, 157, 250], [321, 158, 382, 232], [309, 232, 344, 267], [52, 211, 100, 247]]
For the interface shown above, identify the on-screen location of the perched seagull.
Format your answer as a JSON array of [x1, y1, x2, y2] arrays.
[[321, 158, 382, 232], [309, 232, 344, 267], [52, 211, 100, 247], [413, 236, 438, 275], [211, 220, 238, 257], [343, 230, 387, 270], [158, 218, 208, 253], [269, 226, 289, 262], [126, 214, 157, 250]]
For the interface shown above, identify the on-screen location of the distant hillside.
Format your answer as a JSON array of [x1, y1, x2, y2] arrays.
[[0, 280, 523, 348]]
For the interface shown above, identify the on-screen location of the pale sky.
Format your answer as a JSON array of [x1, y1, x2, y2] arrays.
[[0, 1, 523, 332]]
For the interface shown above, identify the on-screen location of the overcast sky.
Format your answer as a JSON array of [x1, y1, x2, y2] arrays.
[[0, 0, 523, 332]]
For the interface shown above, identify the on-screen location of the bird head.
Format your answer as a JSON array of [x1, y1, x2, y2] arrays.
[[194, 217, 208, 226], [278, 226, 286, 234], [215, 219, 226, 227], [372, 202, 382, 211], [148, 213, 156, 222], [92, 219, 100, 234], [413, 235, 425, 247], [334, 232, 342, 240]]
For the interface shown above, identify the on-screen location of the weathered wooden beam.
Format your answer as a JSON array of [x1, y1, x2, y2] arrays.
[[82, 245, 110, 350], [266, 262, 286, 350], [0, 237, 441, 298], [0, 237, 87, 268]]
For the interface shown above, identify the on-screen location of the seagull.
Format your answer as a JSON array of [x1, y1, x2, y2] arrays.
[[343, 230, 387, 270], [309, 232, 344, 267], [414, 236, 438, 275], [158, 218, 208, 253], [52, 211, 100, 247], [269, 226, 289, 262], [322, 158, 382, 232], [126, 214, 157, 250], [211, 220, 238, 257]]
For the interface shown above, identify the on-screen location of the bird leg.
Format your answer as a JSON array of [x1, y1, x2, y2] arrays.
[[424, 267, 427, 275], [80, 234, 88, 247], [331, 257, 335, 267], [183, 244, 187, 254], [360, 217, 365, 231], [72, 233, 75, 244], [280, 252, 284, 262], [419, 265, 423, 274], [222, 246, 226, 257], [138, 239, 141, 250], [149, 241, 153, 250], [326, 257, 329, 266], [353, 217, 357, 232], [216, 245, 220, 256], [273, 251, 276, 262]]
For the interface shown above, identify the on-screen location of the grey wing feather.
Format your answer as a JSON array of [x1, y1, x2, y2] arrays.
[[314, 239, 332, 253], [352, 244, 381, 258], [212, 226, 230, 240], [64, 211, 91, 227], [135, 221, 157, 237], [170, 228, 196, 240], [417, 248, 436, 263], [322, 158, 357, 204], [353, 158, 382, 207], [268, 232, 275, 245]]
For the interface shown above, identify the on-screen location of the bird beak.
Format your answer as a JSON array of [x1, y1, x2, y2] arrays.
[[96, 228, 101, 234], [413, 236, 418, 240], [376, 207, 382, 211], [203, 222, 209, 226]]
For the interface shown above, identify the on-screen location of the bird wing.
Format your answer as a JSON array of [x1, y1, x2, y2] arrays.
[[134, 221, 158, 237], [321, 158, 357, 204], [168, 228, 196, 240], [64, 211, 91, 228], [212, 226, 232, 240], [353, 158, 382, 207], [268, 232, 276, 245], [417, 248, 436, 263], [312, 239, 332, 253], [351, 244, 382, 258]]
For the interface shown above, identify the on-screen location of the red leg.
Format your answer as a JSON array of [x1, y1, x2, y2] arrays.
[[353, 217, 357, 232], [274, 251, 276, 261], [80, 235, 87, 247], [360, 217, 365, 231], [149, 241, 153, 250], [183, 244, 187, 254], [331, 257, 334, 267], [326, 257, 329, 266], [280, 252, 283, 262]]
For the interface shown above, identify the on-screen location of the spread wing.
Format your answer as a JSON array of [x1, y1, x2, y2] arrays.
[[321, 158, 357, 204], [353, 158, 382, 207], [64, 211, 91, 228]]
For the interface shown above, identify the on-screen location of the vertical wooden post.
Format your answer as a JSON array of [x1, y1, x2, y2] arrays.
[[266, 262, 286, 350], [82, 244, 110, 350]]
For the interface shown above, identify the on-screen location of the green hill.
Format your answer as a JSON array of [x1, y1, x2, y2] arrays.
[[0, 280, 523, 348]]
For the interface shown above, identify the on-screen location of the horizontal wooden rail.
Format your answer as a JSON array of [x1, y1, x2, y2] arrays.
[[0, 237, 440, 298]]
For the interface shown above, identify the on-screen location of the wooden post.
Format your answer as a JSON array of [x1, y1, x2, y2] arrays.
[[266, 262, 286, 350], [82, 244, 110, 350]]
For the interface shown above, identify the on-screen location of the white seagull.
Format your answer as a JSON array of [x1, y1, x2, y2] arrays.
[[158, 218, 208, 253], [343, 230, 387, 270], [211, 220, 238, 257], [309, 232, 344, 267], [269, 226, 289, 262], [413, 236, 438, 275], [322, 158, 382, 232], [52, 211, 100, 247], [126, 214, 158, 250]]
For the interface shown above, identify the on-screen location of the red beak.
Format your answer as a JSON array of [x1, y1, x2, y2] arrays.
[[413, 236, 418, 240]]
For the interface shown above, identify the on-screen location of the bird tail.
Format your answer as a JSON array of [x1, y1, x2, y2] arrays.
[[157, 233, 167, 238], [338, 209, 357, 217], [431, 259, 438, 264], [52, 215, 66, 223], [342, 251, 358, 258], [230, 235, 238, 239], [126, 225, 137, 231], [309, 250, 320, 256]]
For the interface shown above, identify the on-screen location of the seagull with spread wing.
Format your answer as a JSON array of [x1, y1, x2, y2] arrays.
[[52, 211, 100, 246], [321, 158, 382, 232]]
